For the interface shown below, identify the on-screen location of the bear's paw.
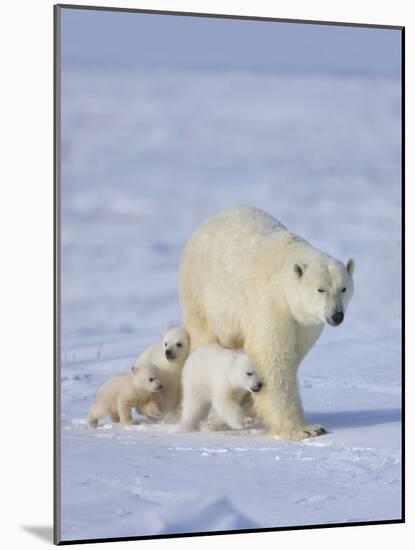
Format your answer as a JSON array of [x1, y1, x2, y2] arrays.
[[278, 424, 327, 440]]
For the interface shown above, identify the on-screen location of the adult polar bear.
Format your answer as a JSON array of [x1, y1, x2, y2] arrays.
[[179, 205, 355, 440]]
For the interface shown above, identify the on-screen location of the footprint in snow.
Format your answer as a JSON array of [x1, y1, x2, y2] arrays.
[[295, 494, 337, 509]]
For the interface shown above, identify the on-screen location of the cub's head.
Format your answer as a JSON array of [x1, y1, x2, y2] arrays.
[[162, 326, 190, 364], [131, 363, 163, 393], [230, 354, 263, 393], [289, 258, 355, 326]]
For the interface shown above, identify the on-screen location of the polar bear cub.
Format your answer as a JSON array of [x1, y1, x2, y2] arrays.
[[88, 363, 164, 428], [134, 326, 190, 418], [180, 344, 263, 431]]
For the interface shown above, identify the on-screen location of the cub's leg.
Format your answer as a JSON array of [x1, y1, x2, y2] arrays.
[[212, 394, 252, 430], [206, 409, 230, 431], [117, 398, 134, 425], [142, 400, 163, 420], [88, 401, 104, 428], [110, 411, 120, 423], [180, 396, 210, 431], [240, 393, 257, 418]]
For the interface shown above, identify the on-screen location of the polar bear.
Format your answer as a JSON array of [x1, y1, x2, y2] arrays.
[[180, 344, 263, 431], [133, 327, 190, 418], [179, 205, 355, 440], [88, 363, 164, 427]]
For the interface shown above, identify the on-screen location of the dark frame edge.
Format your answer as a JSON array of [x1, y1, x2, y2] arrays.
[[53, 3, 62, 546], [401, 26, 405, 524], [55, 3, 404, 31], [57, 519, 404, 546]]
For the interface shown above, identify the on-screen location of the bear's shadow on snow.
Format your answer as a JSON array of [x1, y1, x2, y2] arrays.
[[310, 408, 401, 429]]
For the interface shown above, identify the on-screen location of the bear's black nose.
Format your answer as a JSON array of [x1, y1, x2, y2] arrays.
[[165, 349, 173, 358], [252, 381, 263, 392], [331, 311, 344, 325]]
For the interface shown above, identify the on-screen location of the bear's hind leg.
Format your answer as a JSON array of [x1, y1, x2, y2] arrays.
[[182, 302, 218, 351], [188, 327, 218, 351]]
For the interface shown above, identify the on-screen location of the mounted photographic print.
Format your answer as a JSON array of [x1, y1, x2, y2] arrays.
[[54, 4, 404, 545]]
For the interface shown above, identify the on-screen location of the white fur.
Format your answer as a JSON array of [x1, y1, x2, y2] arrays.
[[180, 344, 262, 431], [134, 326, 190, 418], [179, 205, 355, 439], [88, 363, 163, 427]]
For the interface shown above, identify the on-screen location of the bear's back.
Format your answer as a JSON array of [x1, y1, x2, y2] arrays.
[[181, 205, 290, 279], [97, 372, 131, 401], [197, 205, 287, 241]]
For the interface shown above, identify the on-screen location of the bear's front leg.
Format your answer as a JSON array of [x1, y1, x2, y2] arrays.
[[245, 325, 326, 440], [255, 377, 326, 440]]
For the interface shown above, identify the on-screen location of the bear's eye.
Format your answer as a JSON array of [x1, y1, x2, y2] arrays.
[[177, 342, 182, 347], [317, 288, 325, 293], [246, 372, 253, 376], [149, 377, 154, 382], [341, 287, 347, 293], [164, 342, 168, 347]]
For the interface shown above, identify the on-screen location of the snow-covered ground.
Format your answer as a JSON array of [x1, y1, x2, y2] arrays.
[[59, 68, 402, 542]]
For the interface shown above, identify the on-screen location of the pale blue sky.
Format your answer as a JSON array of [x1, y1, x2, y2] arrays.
[[60, 7, 401, 75]]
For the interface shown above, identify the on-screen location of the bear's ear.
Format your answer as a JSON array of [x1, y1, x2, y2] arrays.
[[345, 258, 355, 277], [293, 263, 306, 278]]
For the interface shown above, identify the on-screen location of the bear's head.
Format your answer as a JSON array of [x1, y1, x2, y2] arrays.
[[288, 258, 355, 327], [162, 326, 190, 364], [230, 353, 263, 393], [131, 363, 164, 393]]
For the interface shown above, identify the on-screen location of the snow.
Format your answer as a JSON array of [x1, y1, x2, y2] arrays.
[[59, 67, 402, 542]]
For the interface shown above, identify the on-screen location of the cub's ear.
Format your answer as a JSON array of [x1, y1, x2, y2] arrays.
[[131, 366, 139, 375], [161, 324, 175, 339], [345, 258, 355, 277], [293, 263, 306, 278], [160, 328, 170, 340]]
